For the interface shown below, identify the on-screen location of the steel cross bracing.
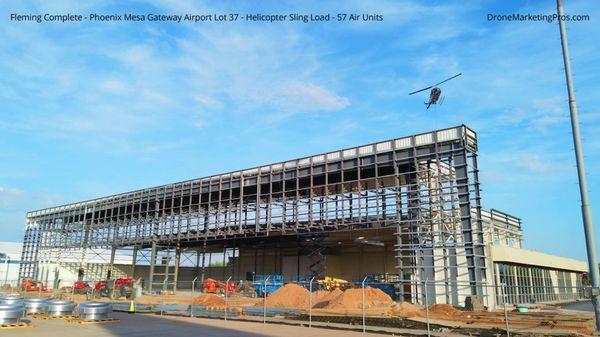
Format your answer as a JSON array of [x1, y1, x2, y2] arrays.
[[19, 125, 486, 301]]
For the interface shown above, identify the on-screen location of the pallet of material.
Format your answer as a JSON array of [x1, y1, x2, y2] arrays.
[[0, 322, 32, 329], [65, 318, 120, 324], [31, 314, 78, 320]]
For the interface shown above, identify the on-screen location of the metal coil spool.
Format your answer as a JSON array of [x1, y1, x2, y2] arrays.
[[76, 302, 112, 321], [0, 295, 23, 306], [0, 304, 25, 325], [46, 300, 75, 317], [24, 298, 48, 314]]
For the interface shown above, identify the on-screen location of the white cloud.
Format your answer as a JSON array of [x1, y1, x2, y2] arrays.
[[515, 154, 571, 174], [280, 82, 350, 111], [194, 95, 223, 110], [99, 79, 133, 94], [0, 0, 361, 155], [479, 148, 574, 189], [496, 107, 528, 126], [0, 186, 65, 212], [192, 119, 208, 128], [528, 98, 569, 131], [0, 186, 68, 240], [0, 186, 24, 210], [494, 97, 569, 133]]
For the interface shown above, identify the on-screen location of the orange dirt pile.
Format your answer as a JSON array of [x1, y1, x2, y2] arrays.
[[226, 297, 261, 307], [390, 302, 424, 318], [116, 294, 193, 305], [323, 287, 394, 310], [260, 283, 310, 309], [258, 285, 399, 310], [311, 289, 343, 308], [193, 294, 226, 306], [427, 304, 462, 317]]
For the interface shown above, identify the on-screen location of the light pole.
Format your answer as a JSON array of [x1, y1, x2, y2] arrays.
[[556, 0, 600, 330]]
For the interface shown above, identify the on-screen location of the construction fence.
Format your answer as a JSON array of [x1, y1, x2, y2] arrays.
[[3, 277, 590, 306], [2, 277, 594, 335]]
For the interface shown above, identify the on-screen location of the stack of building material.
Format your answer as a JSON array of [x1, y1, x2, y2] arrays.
[[46, 300, 75, 317], [0, 303, 25, 325], [76, 302, 112, 321], [24, 298, 48, 315]]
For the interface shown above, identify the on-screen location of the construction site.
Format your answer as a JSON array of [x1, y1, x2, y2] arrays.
[[1, 125, 593, 336], [2, 0, 598, 333], [21, 125, 487, 301]]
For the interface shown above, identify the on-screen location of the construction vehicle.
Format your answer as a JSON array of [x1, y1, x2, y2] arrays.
[[203, 278, 237, 294], [364, 274, 401, 300], [20, 279, 48, 292], [236, 282, 256, 297], [73, 281, 92, 295], [318, 276, 351, 291], [252, 274, 283, 297], [94, 277, 134, 299]]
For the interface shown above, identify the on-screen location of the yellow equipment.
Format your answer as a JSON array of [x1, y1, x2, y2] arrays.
[[318, 276, 350, 290]]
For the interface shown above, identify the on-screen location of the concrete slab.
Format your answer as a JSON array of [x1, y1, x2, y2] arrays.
[[0, 312, 420, 337]]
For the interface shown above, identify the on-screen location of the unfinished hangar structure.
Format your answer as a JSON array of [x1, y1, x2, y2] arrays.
[[19, 125, 486, 305]]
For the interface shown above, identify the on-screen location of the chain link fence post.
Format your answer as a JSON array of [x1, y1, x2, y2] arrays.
[[424, 279, 430, 337], [190, 276, 198, 318], [308, 276, 315, 328], [224, 276, 231, 321], [361, 275, 368, 333], [263, 275, 270, 324], [501, 283, 510, 337], [111, 278, 117, 299], [160, 277, 167, 316]]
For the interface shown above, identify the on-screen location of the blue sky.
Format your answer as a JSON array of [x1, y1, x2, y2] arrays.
[[0, 0, 598, 260]]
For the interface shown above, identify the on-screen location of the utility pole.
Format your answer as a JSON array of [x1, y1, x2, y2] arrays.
[[556, 0, 600, 330]]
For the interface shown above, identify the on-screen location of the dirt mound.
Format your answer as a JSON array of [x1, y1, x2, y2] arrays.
[[323, 287, 394, 310], [256, 284, 395, 310], [259, 283, 310, 309], [428, 304, 461, 317], [312, 289, 343, 308], [193, 294, 225, 307], [311, 290, 331, 303], [391, 302, 424, 318]]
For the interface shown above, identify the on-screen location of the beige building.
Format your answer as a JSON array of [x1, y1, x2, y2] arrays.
[[482, 209, 587, 305]]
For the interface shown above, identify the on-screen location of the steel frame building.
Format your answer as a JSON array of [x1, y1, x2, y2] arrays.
[[19, 125, 486, 305]]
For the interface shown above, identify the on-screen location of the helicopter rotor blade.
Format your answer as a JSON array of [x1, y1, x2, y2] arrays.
[[433, 73, 462, 87], [408, 85, 433, 95]]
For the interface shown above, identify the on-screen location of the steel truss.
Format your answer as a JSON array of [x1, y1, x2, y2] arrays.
[[19, 125, 485, 304]]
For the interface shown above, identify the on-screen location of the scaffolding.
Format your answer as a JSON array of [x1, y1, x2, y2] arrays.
[[19, 125, 486, 305]]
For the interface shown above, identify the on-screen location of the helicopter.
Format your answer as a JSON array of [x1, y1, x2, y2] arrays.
[[408, 73, 462, 109]]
